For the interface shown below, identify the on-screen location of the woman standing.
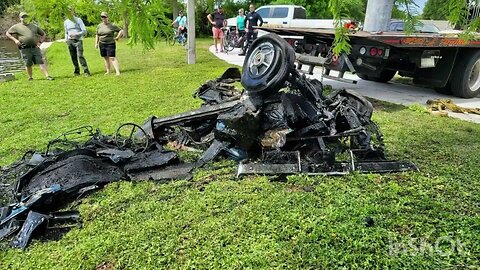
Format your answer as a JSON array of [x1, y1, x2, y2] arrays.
[[236, 8, 246, 42], [95, 11, 123, 75]]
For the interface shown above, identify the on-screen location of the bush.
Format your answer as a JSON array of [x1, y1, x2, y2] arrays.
[[0, 4, 22, 39], [86, 25, 97, 37]]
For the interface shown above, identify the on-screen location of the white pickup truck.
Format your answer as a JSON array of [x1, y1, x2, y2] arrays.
[[227, 5, 336, 31]]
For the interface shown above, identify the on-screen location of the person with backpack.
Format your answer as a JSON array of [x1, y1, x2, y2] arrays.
[[172, 10, 187, 38]]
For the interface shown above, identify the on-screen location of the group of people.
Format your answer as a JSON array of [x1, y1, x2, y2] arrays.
[[5, 9, 123, 81], [207, 4, 263, 55], [7, 5, 265, 81]]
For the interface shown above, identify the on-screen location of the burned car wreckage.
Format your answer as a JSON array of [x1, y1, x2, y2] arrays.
[[0, 34, 416, 249]]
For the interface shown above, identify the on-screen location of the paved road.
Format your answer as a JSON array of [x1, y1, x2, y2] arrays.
[[210, 46, 480, 123]]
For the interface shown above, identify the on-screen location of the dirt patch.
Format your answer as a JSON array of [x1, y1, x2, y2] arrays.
[[96, 262, 115, 270], [0, 13, 18, 40], [367, 97, 406, 112]]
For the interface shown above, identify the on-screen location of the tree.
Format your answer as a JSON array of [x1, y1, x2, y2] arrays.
[[422, 0, 449, 19], [12, 0, 480, 52], [0, 0, 19, 16]]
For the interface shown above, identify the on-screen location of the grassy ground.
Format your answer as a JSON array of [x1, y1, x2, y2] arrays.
[[0, 39, 479, 269]]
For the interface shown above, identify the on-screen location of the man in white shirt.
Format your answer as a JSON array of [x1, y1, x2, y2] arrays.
[[64, 8, 90, 76]]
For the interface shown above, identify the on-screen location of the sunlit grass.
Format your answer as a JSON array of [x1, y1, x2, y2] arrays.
[[0, 38, 479, 269]]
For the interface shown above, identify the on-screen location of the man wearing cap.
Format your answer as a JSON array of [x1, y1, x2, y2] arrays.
[[5, 12, 53, 81], [207, 6, 227, 53], [64, 8, 90, 76]]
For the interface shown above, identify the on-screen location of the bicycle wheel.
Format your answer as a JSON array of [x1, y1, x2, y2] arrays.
[[168, 34, 176, 46], [179, 34, 186, 46], [224, 34, 234, 52]]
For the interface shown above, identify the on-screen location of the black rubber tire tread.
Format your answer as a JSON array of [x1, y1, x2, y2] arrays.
[[434, 82, 452, 95], [367, 69, 396, 83], [356, 73, 369, 80], [450, 50, 480, 98], [224, 34, 235, 52], [167, 35, 176, 46], [241, 33, 294, 94]]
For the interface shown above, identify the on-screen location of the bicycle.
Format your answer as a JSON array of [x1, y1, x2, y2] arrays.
[[223, 27, 246, 53], [167, 28, 187, 46]]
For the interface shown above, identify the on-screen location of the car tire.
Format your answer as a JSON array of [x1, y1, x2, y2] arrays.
[[241, 33, 295, 94], [450, 50, 480, 98]]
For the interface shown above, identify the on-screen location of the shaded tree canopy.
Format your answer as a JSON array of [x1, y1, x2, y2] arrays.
[[1, 0, 479, 52], [423, 0, 450, 19], [0, 0, 20, 16]]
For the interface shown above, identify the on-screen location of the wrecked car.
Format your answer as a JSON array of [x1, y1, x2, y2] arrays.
[[0, 33, 416, 249]]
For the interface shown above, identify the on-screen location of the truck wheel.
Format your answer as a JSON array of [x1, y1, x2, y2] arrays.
[[367, 70, 397, 83], [434, 82, 452, 95], [450, 50, 480, 98], [356, 73, 369, 80], [241, 33, 295, 94]]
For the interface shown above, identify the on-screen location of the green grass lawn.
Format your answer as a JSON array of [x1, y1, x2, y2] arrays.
[[0, 38, 479, 269]]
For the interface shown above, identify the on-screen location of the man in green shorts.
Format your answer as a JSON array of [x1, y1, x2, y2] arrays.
[[5, 12, 54, 81]]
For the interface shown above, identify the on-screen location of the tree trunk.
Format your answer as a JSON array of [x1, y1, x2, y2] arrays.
[[123, 10, 129, 38], [172, 0, 179, 19]]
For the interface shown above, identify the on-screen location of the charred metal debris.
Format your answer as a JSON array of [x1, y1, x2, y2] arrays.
[[0, 33, 416, 249]]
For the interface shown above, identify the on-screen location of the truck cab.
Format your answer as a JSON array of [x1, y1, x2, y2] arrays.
[[255, 5, 306, 27], [227, 5, 335, 31]]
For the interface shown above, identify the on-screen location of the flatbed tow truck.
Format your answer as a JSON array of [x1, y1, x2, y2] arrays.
[[260, 27, 480, 98]]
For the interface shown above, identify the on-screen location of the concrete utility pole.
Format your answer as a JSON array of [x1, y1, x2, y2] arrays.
[[363, 0, 395, 32], [187, 0, 196, 64]]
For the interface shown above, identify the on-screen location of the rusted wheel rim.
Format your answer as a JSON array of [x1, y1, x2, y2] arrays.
[[247, 42, 275, 77]]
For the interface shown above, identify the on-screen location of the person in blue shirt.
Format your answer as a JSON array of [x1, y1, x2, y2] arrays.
[[236, 8, 246, 40], [172, 11, 187, 37]]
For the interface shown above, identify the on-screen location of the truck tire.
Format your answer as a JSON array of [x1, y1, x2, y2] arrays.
[[241, 33, 295, 94], [450, 50, 480, 98], [356, 73, 369, 80], [370, 70, 396, 83], [434, 82, 452, 95]]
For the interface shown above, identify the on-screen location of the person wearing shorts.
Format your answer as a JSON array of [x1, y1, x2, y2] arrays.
[[95, 11, 123, 75], [207, 6, 226, 53], [5, 12, 53, 81], [172, 10, 187, 37]]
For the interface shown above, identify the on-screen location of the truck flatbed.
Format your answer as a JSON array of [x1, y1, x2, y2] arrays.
[[259, 27, 480, 48], [256, 26, 480, 98]]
